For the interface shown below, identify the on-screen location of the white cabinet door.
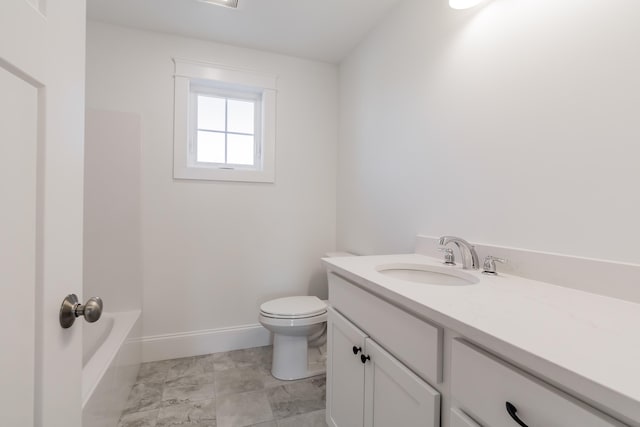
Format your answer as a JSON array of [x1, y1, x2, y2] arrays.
[[363, 338, 441, 427], [0, 0, 85, 426], [451, 408, 482, 427], [327, 308, 368, 427]]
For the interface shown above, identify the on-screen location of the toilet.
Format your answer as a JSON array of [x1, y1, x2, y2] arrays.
[[259, 296, 328, 380]]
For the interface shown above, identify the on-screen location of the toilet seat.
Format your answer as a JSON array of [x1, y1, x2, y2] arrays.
[[260, 296, 327, 319], [259, 311, 328, 328]]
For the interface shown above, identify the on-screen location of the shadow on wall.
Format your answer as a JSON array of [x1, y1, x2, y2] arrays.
[[307, 269, 329, 301]]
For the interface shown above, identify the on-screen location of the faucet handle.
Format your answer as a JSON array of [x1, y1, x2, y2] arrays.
[[482, 256, 507, 275], [438, 247, 456, 266]]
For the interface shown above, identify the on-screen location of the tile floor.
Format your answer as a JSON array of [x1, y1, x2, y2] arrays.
[[118, 345, 327, 427]]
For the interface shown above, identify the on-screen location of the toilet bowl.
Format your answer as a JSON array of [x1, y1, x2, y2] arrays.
[[259, 296, 328, 380]]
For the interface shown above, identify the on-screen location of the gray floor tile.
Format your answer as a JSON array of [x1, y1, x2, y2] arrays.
[[166, 357, 208, 381], [261, 369, 323, 390], [163, 382, 216, 405], [195, 354, 216, 372], [137, 360, 172, 385], [165, 372, 215, 388], [277, 410, 326, 427], [212, 346, 272, 372], [266, 377, 326, 420], [307, 346, 327, 374], [123, 382, 165, 415], [216, 390, 274, 427], [157, 399, 216, 426], [215, 365, 267, 396], [118, 409, 159, 427], [121, 345, 326, 427]]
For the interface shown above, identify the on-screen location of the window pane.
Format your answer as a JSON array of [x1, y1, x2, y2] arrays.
[[197, 96, 226, 131], [197, 131, 225, 163], [227, 134, 254, 165], [227, 99, 255, 134]]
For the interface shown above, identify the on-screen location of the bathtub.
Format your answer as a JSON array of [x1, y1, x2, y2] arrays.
[[82, 310, 142, 427]]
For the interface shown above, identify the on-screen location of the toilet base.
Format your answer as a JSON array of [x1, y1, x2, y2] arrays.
[[271, 334, 321, 380]]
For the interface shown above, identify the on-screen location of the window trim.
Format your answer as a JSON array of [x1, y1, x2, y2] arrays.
[[173, 58, 277, 183]]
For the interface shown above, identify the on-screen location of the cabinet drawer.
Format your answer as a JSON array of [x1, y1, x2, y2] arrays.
[[451, 339, 624, 427], [451, 408, 481, 427], [328, 273, 442, 384]]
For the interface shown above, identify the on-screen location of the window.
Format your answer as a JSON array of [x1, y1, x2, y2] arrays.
[[192, 87, 260, 167], [173, 59, 277, 182]]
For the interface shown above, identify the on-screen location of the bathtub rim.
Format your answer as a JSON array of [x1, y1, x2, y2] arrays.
[[82, 309, 141, 408], [83, 313, 115, 368]]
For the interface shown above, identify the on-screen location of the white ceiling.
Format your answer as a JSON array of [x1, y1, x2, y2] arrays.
[[87, 0, 404, 63]]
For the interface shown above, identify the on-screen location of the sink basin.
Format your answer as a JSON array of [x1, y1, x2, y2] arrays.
[[376, 263, 479, 286]]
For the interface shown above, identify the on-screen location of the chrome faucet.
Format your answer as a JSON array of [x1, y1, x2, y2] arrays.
[[438, 236, 480, 270]]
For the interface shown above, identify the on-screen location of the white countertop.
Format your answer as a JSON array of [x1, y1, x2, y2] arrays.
[[323, 253, 640, 425]]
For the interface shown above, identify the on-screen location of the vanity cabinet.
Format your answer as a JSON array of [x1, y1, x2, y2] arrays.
[[327, 307, 441, 427], [326, 269, 630, 427]]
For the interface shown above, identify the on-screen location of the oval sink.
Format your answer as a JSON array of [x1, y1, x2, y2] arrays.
[[376, 263, 479, 286]]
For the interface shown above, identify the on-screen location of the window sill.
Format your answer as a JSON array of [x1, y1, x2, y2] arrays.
[[173, 165, 275, 183]]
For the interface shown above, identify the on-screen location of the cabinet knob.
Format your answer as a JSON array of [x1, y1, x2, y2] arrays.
[[361, 354, 371, 364], [352, 346, 362, 355], [505, 402, 529, 427]]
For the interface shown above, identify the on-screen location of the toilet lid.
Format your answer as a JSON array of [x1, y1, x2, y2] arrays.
[[260, 296, 327, 318]]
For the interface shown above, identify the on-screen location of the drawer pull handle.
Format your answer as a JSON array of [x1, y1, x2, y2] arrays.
[[361, 354, 371, 364], [506, 402, 529, 427], [352, 346, 362, 355]]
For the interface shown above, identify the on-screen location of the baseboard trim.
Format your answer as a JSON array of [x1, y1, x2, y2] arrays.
[[139, 323, 272, 362]]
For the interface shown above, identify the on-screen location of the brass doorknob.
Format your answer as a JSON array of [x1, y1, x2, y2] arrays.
[[59, 294, 103, 328]]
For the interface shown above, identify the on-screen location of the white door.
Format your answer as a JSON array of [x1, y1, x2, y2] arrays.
[[363, 338, 441, 427], [327, 308, 367, 427], [0, 0, 86, 426]]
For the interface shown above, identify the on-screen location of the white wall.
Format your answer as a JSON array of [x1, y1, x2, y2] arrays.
[[86, 22, 338, 355], [338, 0, 640, 264], [84, 109, 142, 313]]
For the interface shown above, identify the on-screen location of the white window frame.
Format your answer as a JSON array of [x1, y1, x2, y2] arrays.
[[173, 58, 277, 182]]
